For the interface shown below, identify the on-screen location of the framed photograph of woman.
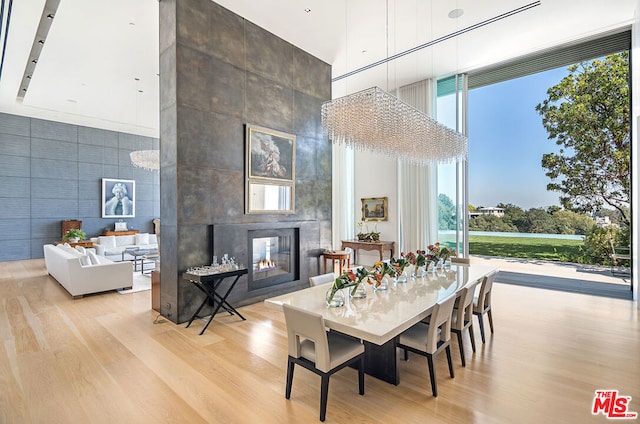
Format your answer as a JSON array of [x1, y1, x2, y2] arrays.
[[361, 197, 388, 221], [246, 124, 295, 182], [102, 178, 135, 218]]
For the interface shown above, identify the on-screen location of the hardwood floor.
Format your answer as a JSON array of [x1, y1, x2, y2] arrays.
[[1, 259, 638, 423]]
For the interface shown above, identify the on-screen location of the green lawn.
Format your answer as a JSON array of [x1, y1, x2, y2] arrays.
[[468, 234, 585, 263]]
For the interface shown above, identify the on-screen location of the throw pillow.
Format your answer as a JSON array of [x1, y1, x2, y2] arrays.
[[88, 251, 101, 265], [60, 245, 82, 256], [79, 255, 91, 266], [135, 233, 150, 245], [75, 246, 86, 254], [98, 235, 117, 249]]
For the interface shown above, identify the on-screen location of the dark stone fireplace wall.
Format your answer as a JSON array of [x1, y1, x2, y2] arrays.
[[159, 0, 332, 323]]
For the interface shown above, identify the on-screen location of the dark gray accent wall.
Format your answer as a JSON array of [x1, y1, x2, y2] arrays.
[[0, 112, 160, 261], [159, 0, 332, 323]]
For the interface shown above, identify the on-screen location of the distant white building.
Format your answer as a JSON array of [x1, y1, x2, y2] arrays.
[[595, 216, 619, 228], [469, 207, 505, 218]]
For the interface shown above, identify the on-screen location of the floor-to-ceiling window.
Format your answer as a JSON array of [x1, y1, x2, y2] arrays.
[[435, 75, 468, 256]]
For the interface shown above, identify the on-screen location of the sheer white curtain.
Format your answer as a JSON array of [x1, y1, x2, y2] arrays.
[[397, 79, 438, 253], [332, 144, 355, 249]]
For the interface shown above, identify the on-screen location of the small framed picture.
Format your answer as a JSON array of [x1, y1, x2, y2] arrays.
[[361, 197, 388, 221], [102, 178, 135, 218]]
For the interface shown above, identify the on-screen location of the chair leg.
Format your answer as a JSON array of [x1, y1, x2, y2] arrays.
[[404, 348, 409, 361], [445, 345, 455, 378], [358, 356, 365, 395], [426, 354, 437, 397], [487, 309, 494, 334], [468, 323, 477, 353], [320, 374, 330, 422], [285, 357, 295, 399], [476, 313, 486, 344], [456, 331, 466, 367]]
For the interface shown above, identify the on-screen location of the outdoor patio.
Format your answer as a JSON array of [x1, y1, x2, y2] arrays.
[[472, 255, 632, 300]]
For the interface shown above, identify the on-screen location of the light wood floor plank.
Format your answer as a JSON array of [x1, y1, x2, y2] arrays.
[[0, 259, 638, 423]]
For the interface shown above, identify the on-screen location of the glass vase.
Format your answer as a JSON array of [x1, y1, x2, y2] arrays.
[[350, 283, 367, 299], [413, 265, 425, 278], [374, 275, 390, 291], [325, 288, 345, 307], [397, 268, 408, 283]]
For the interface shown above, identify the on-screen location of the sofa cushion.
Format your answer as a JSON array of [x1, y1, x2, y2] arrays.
[[98, 236, 117, 249], [75, 246, 86, 254], [88, 251, 112, 265], [88, 250, 100, 265], [79, 255, 91, 266], [149, 234, 157, 244], [59, 245, 82, 256], [115, 235, 136, 247], [135, 233, 149, 245]]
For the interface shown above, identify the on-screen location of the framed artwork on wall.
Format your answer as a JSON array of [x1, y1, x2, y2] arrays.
[[246, 124, 295, 182], [102, 178, 135, 218], [245, 124, 295, 214], [361, 197, 388, 221]]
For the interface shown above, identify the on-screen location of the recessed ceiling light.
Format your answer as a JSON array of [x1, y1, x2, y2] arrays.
[[26, 75, 31, 79], [31, 59, 37, 64], [37, 40, 44, 45], [448, 8, 464, 19], [129, 22, 136, 26], [304, 8, 311, 13], [66, 99, 77, 103], [134, 77, 140, 81], [138, 90, 144, 93], [362, 50, 367, 54], [46, 13, 54, 19]]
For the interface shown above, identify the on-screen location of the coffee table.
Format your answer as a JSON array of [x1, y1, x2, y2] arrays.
[[123, 247, 158, 272]]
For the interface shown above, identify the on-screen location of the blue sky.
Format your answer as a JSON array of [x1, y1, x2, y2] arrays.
[[468, 66, 571, 210]]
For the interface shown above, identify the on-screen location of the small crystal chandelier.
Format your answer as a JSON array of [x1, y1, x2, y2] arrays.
[[129, 150, 159, 171], [321, 87, 468, 165]]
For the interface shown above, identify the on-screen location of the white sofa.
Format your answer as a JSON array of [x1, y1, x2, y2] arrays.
[[90, 233, 158, 262], [43, 244, 133, 298]]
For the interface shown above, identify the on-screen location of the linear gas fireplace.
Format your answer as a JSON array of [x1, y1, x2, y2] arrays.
[[248, 228, 299, 291]]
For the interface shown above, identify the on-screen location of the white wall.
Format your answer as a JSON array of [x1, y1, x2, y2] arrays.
[[353, 150, 398, 266]]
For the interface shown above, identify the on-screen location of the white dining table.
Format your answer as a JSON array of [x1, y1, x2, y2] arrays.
[[265, 264, 498, 384]]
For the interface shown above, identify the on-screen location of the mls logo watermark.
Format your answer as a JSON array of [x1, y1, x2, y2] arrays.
[[592, 390, 638, 419]]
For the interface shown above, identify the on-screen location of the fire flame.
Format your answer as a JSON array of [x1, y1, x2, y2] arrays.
[[257, 259, 277, 271]]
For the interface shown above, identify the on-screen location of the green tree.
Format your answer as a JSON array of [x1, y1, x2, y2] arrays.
[[536, 52, 630, 226], [551, 209, 593, 235], [438, 193, 456, 230], [497, 203, 526, 231], [468, 214, 518, 232], [521, 208, 556, 233]]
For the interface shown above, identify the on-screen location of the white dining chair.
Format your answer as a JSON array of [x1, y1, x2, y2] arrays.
[[451, 278, 481, 366], [309, 272, 335, 287], [450, 257, 470, 265], [283, 303, 365, 422], [397, 293, 457, 397], [473, 271, 497, 343]]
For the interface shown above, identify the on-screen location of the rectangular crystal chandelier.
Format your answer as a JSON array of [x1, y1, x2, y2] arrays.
[[321, 87, 468, 165], [130, 150, 160, 171]]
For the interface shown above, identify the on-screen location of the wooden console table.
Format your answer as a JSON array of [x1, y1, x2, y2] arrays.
[[341, 240, 395, 263], [102, 230, 140, 236], [56, 240, 94, 248]]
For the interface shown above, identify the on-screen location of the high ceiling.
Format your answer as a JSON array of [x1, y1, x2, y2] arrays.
[[0, 0, 635, 138]]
